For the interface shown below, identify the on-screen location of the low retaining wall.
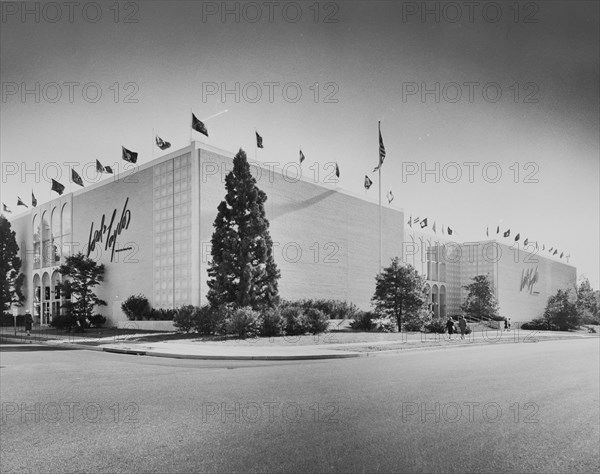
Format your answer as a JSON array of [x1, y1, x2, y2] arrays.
[[116, 320, 176, 332]]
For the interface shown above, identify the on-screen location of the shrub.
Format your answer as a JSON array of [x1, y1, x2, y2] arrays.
[[226, 307, 261, 339], [173, 305, 196, 333], [191, 305, 217, 335], [50, 313, 77, 330], [350, 311, 376, 331], [259, 308, 285, 337], [1, 313, 25, 327], [372, 315, 396, 332], [425, 319, 446, 334], [149, 308, 177, 321], [89, 314, 106, 328], [521, 318, 550, 331], [121, 295, 151, 321], [303, 308, 329, 335], [280, 299, 359, 320], [281, 306, 307, 336], [402, 308, 433, 332]]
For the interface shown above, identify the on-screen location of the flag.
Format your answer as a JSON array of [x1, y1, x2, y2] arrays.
[[155, 135, 171, 150], [255, 131, 263, 148], [299, 149, 305, 164], [364, 175, 373, 190], [413, 217, 420, 224], [503, 229, 510, 238], [71, 169, 84, 187], [524, 238, 529, 246], [31, 191, 37, 207], [96, 160, 113, 174], [553, 249, 558, 255], [2, 203, 12, 213], [496, 226, 500, 234], [51, 179, 65, 195], [387, 190, 394, 204], [549, 247, 553, 252], [560, 252, 564, 258], [514, 233, 520, 242], [335, 162, 340, 178], [17, 197, 28, 208], [408, 216, 412, 228], [432, 221, 437, 233], [447, 226, 453, 235], [373, 121, 386, 172], [122, 146, 138, 164], [535, 241, 538, 249], [420, 218, 428, 229], [192, 113, 208, 137], [486, 227, 489, 237]]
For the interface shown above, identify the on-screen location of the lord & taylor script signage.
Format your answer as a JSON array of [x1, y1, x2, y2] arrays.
[[87, 198, 132, 262]]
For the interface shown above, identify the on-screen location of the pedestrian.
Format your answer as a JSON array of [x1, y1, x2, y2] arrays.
[[504, 318, 508, 331], [446, 317, 455, 340], [25, 311, 33, 337], [458, 316, 467, 339], [507, 318, 511, 331]]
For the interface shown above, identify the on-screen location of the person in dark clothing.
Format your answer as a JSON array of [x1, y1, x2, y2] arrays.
[[25, 311, 33, 336], [504, 318, 509, 331], [446, 318, 455, 339], [458, 316, 467, 339]]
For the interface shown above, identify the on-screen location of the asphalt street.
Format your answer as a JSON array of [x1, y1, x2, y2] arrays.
[[1, 339, 599, 473]]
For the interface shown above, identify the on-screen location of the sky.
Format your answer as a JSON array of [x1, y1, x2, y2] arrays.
[[1, 1, 599, 287]]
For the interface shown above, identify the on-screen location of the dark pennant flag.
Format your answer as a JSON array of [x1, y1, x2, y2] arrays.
[[3, 203, 12, 213], [122, 146, 138, 164], [51, 179, 65, 195], [71, 169, 84, 187], [17, 196, 28, 208], [447, 226, 453, 235], [299, 149, 305, 164], [335, 163, 340, 178], [503, 229, 510, 238], [364, 175, 373, 190], [156, 135, 171, 150], [31, 191, 37, 207], [192, 113, 208, 137], [514, 233, 520, 242], [255, 131, 263, 148], [420, 218, 428, 229]]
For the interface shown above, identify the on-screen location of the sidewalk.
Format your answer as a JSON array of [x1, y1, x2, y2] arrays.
[[2, 327, 597, 360]]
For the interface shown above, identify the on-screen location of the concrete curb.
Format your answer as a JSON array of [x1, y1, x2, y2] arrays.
[[0, 336, 362, 360]]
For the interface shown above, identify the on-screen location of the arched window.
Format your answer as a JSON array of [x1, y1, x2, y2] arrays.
[[61, 203, 71, 259], [42, 272, 51, 324], [51, 207, 61, 263], [41, 212, 52, 267], [32, 274, 41, 322], [33, 215, 40, 269]]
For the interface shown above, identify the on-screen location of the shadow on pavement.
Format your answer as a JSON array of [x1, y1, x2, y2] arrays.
[[0, 343, 78, 352]]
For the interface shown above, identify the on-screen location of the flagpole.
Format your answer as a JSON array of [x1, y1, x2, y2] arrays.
[[379, 161, 382, 270]]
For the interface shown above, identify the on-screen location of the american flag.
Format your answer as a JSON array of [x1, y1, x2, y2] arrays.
[[373, 121, 386, 172]]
